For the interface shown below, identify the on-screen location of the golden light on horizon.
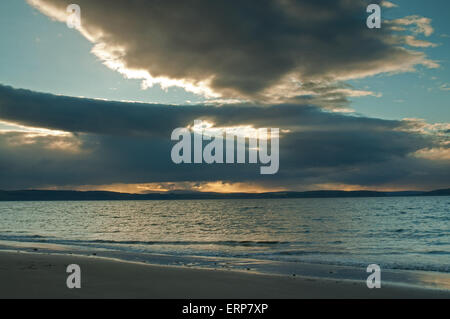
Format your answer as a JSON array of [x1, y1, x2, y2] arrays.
[[36, 181, 428, 194], [39, 181, 287, 194]]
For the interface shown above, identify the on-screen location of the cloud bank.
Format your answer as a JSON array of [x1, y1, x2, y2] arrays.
[[1, 1, 445, 191], [27, 0, 437, 103], [0, 85, 448, 191]]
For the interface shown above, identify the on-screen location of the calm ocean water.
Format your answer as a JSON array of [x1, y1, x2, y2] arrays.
[[0, 197, 449, 276]]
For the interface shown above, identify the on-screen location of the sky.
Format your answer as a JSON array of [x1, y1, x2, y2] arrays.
[[0, 0, 448, 192]]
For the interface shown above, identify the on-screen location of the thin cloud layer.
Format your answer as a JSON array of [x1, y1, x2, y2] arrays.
[[27, 0, 437, 102], [0, 85, 448, 191]]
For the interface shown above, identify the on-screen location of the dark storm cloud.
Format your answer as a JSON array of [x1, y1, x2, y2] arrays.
[[28, 0, 436, 101], [0, 85, 448, 190], [0, 85, 398, 137]]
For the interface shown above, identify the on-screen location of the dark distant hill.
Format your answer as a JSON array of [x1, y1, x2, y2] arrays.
[[0, 188, 448, 201], [423, 188, 450, 196]]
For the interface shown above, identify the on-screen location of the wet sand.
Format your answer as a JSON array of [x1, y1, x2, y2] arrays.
[[0, 251, 449, 299]]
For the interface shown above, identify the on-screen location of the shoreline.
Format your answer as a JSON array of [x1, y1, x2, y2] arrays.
[[1, 239, 450, 292], [0, 250, 449, 299]]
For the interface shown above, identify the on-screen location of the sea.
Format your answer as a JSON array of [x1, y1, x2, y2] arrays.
[[0, 196, 449, 289]]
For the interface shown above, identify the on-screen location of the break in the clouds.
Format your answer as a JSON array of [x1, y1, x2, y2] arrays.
[[0, 85, 448, 191], [27, 0, 437, 103]]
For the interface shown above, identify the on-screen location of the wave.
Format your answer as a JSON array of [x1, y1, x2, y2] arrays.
[[0, 234, 290, 247], [1, 233, 448, 274]]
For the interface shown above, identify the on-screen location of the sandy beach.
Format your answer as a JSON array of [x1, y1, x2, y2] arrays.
[[0, 251, 449, 299]]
